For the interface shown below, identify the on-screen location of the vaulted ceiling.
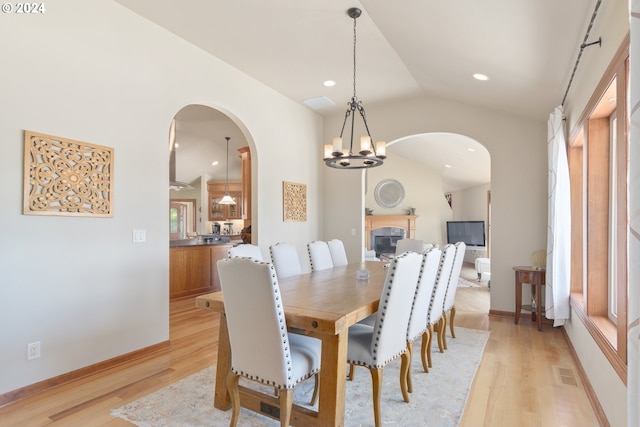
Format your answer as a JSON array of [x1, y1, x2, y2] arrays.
[[119, 0, 596, 191]]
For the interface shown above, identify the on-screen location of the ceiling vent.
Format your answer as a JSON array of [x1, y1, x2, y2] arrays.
[[303, 96, 336, 110]]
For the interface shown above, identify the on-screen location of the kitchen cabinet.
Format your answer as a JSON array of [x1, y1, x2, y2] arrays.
[[238, 146, 251, 220], [208, 182, 242, 220], [169, 243, 231, 298]]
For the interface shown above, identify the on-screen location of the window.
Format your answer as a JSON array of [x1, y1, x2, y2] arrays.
[[567, 36, 628, 383]]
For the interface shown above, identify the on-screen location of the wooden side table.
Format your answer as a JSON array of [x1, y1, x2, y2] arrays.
[[513, 266, 546, 331]]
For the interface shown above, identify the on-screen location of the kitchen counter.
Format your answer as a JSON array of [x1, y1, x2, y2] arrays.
[[170, 235, 232, 247]]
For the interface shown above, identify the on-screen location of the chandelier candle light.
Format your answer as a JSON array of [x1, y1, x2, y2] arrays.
[[324, 7, 386, 169], [218, 136, 236, 205]]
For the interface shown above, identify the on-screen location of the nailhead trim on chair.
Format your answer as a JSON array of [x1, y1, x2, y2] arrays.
[[347, 253, 409, 368], [407, 253, 429, 343], [228, 258, 320, 389], [307, 243, 314, 271]]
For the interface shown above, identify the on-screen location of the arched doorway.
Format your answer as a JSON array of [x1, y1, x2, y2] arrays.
[[168, 104, 256, 300]]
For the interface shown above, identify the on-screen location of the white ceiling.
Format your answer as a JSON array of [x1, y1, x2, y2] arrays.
[[119, 0, 596, 191]]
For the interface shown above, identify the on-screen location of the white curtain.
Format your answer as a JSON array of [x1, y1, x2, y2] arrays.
[[545, 106, 571, 327], [628, 2, 639, 425]]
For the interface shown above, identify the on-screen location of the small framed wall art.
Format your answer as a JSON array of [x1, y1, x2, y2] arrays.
[[23, 130, 114, 217], [282, 181, 307, 222]]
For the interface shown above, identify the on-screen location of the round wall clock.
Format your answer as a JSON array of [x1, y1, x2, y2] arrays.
[[374, 179, 405, 208]]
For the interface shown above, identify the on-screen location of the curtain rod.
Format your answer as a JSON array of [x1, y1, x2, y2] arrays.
[[561, 0, 603, 107]]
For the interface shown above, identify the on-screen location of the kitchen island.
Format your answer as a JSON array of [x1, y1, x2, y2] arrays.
[[170, 237, 232, 299]]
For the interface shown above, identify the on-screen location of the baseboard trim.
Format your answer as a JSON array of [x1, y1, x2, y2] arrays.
[[0, 340, 171, 408], [561, 328, 610, 427]]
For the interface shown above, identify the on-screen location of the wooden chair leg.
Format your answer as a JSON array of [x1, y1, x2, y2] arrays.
[[427, 325, 434, 368], [399, 352, 410, 403], [406, 342, 414, 393], [227, 372, 241, 427], [310, 373, 319, 406], [278, 388, 294, 427], [369, 367, 383, 427], [442, 313, 448, 350], [420, 330, 430, 373], [450, 306, 457, 338], [437, 318, 445, 353], [348, 363, 355, 380]]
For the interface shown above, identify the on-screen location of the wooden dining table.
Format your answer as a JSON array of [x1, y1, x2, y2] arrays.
[[195, 260, 388, 427]]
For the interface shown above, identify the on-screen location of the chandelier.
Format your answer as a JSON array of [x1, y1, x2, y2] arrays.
[[324, 7, 386, 169]]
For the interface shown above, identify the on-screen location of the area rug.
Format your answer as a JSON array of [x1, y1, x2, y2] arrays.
[[112, 327, 489, 427], [457, 277, 482, 288]]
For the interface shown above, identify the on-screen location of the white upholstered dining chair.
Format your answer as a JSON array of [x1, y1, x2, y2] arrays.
[[327, 239, 349, 267], [228, 243, 263, 261], [405, 247, 441, 391], [269, 242, 302, 279], [423, 244, 456, 369], [217, 257, 321, 427], [395, 238, 427, 255], [346, 251, 422, 427], [442, 241, 466, 349], [307, 240, 334, 271]]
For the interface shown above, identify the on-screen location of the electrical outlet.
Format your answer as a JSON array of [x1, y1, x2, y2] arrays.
[[27, 342, 41, 360]]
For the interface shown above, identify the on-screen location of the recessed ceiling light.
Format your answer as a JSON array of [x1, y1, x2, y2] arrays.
[[323, 80, 336, 87], [444, 164, 452, 168], [174, 143, 180, 148], [211, 161, 219, 166], [473, 73, 489, 81]]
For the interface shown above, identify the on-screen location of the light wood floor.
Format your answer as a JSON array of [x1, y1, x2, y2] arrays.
[[0, 265, 600, 426]]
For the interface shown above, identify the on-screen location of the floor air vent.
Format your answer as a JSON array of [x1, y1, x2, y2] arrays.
[[557, 367, 578, 387]]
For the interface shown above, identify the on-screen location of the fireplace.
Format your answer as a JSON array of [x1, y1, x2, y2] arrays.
[[364, 215, 418, 258], [371, 227, 406, 258]]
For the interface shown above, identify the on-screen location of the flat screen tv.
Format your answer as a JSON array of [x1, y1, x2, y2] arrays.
[[446, 221, 486, 247]]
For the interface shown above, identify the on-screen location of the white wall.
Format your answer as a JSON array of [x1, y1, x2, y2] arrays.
[[450, 183, 491, 262], [451, 183, 490, 223], [323, 93, 547, 317], [559, 0, 629, 424], [0, 0, 323, 394], [364, 153, 453, 246]]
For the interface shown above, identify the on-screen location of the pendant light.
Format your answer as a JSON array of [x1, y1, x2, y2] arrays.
[[218, 136, 236, 205], [324, 7, 386, 169]]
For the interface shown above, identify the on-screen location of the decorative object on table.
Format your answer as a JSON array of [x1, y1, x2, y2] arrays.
[[530, 249, 547, 269], [374, 178, 405, 208], [218, 137, 236, 205], [23, 130, 113, 217], [111, 327, 490, 427], [323, 8, 386, 169], [407, 207, 416, 215], [365, 207, 374, 215], [282, 181, 307, 222], [356, 269, 370, 280]]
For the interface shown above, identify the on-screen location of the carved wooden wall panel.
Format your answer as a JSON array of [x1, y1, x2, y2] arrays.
[[23, 130, 114, 217], [282, 181, 306, 222]]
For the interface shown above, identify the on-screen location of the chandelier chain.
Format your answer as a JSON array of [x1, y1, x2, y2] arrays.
[[224, 137, 230, 194], [352, 13, 357, 99]]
